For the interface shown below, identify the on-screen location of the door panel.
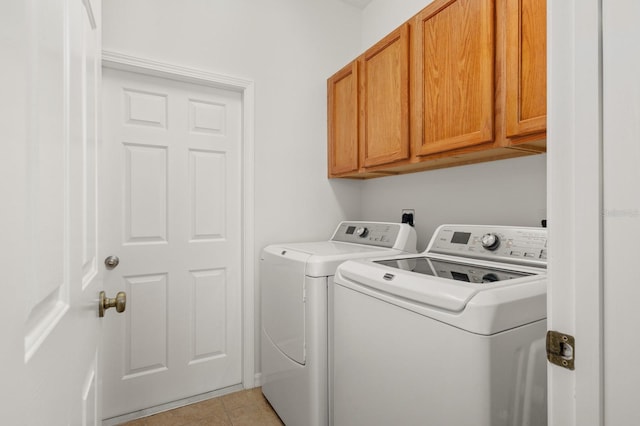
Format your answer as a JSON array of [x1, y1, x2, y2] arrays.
[[101, 69, 243, 418], [123, 143, 168, 243], [189, 151, 226, 240], [126, 273, 169, 376]]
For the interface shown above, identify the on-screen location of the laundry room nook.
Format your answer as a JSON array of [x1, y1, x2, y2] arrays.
[[2, 0, 638, 425]]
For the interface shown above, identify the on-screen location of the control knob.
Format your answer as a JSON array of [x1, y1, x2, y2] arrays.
[[355, 226, 369, 238], [481, 233, 500, 251], [482, 273, 499, 283]]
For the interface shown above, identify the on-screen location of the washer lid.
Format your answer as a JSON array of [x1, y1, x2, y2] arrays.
[[334, 257, 547, 334], [335, 254, 545, 313], [338, 259, 479, 312], [375, 257, 533, 284], [262, 241, 403, 277]]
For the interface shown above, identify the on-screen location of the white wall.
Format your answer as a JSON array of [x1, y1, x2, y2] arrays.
[[361, 0, 432, 48], [359, 0, 547, 250], [102, 0, 364, 377], [361, 155, 547, 251]]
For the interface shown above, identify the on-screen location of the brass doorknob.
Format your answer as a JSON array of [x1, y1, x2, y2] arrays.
[[99, 291, 126, 317]]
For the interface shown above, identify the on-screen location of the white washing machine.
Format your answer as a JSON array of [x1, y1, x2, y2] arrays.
[[332, 224, 548, 426], [261, 221, 417, 426]]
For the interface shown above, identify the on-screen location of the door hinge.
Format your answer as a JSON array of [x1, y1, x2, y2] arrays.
[[546, 330, 575, 370]]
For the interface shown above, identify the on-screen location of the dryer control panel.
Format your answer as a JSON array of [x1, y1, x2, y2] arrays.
[[427, 225, 547, 267], [331, 221, 417, 250]]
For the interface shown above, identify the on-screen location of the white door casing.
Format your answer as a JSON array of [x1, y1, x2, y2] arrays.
[[100, 63, 252, 418], [1, 0, 103, 424], [547, 0, 603, 425]]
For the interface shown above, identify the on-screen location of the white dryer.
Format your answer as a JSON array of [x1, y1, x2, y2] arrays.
[[261, 221, 417, 426], [332, 224, 548, 426]]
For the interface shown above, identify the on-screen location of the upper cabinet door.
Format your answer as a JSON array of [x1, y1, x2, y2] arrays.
[[505, 0, 546, 137], [412, 0, 495, 156], [360, 24, 410, 168], [328, 61, 359, 177]]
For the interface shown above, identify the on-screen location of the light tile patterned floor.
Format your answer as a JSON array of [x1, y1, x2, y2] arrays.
[[120, 388, 284, 426]]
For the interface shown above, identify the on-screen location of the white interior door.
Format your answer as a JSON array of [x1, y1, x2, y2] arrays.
[[0, 0, 103, 424], [101, 68, 243, 418]]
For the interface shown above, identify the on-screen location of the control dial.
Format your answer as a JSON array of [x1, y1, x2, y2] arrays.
[[481, 233, 500, 251], [482, 273, 499, 283], [355, 226, 369, 238]]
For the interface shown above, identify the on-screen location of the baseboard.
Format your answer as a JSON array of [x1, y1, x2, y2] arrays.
[[102, 384, 244, 426]]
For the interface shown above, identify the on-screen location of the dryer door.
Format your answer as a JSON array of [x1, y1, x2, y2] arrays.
[[261, 247, 310, 364]]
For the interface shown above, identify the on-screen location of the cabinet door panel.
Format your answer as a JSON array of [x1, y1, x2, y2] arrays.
[[360, 24, 410, 168], [328, 62, 359, 176], [506, 0, 546, 137], [412, 0, 494, 156]]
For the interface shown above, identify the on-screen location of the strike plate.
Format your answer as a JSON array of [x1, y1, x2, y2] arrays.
[[546, 330, 575, 370]]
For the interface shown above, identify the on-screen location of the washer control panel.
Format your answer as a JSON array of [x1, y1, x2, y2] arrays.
[[331, 221, 416, 250], [427, 225, 547, 266]]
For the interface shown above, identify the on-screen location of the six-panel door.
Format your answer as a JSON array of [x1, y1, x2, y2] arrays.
[[101, 68, 243, 418]]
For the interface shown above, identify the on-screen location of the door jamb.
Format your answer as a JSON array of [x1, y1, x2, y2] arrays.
[[547, 1, 604, 424], [101, 50, 256, 389]]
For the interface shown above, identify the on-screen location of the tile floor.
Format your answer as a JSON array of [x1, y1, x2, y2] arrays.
[[120, 388, 284, 426]]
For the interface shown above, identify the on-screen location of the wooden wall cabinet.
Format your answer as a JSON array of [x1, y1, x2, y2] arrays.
[[327, 25, 410, 177], [327, 0, 547, 178], [327, 61, 358, 176], [412, 0, 495, 157], [359, 24, 410, 169], [504, 0, 547, 141]]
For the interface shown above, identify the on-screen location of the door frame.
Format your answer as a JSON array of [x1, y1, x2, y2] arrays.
[[101, 50, 256, 390], [547, 0, 603, 425]]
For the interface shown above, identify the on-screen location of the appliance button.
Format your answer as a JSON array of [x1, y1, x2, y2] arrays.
[[510, 251, 522, 256]]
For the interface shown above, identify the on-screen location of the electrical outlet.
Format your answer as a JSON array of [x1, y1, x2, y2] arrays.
[[401, 209, 415, 227]]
